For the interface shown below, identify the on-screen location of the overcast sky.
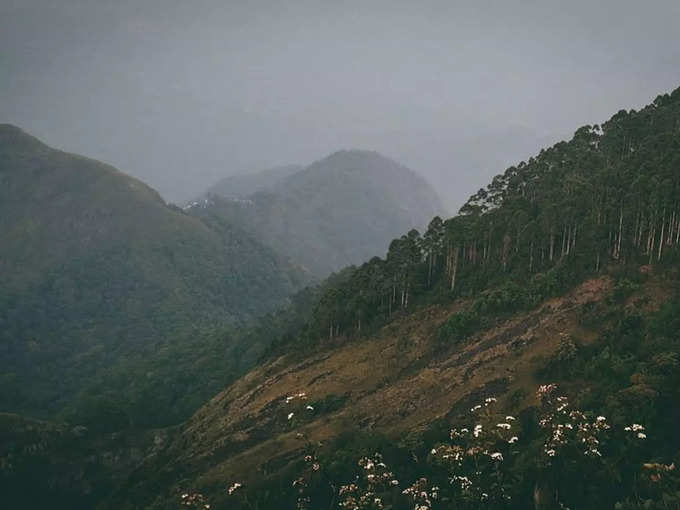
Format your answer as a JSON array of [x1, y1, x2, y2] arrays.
[[2, 0, 679, 211]]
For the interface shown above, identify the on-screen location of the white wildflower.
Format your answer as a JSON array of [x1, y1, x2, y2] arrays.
[[474, 424, 483, 437], [227, 482, 242, 495]]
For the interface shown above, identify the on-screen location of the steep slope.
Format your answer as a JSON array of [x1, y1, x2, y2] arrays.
[[0, 124, 309, 425], [195, 150, 446, 276], [5, 87, 680, 509], [106, 270, 679, 509]]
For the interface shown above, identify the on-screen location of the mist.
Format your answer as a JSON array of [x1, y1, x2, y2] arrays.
[[2, 0, 679, 211]]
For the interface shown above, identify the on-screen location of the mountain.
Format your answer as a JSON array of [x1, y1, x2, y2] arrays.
[[0, 124, 309, 426], [194, 150, 446, 276], [107, 273, 679, 510], [4, 86, 680, 509], [98, 86, 680, 509], [205, 164, 303, 199]]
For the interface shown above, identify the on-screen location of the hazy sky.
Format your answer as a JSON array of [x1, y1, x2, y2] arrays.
[[2, 0, 679, 211]]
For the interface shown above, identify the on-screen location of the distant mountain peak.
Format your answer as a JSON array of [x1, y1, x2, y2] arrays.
[[315, 148, 398, 165], [0, 123, 49, 153], [197, 149, 446, 276], [0, 123, 26, 134]]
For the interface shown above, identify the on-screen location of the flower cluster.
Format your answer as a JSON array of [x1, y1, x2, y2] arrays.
[[226, 482, 242, 495], [291, 452, 324, 510], [537, 385, 611, 461], [642, 462, 675, 483], [431, 396, 516, 504], [283, 391, 315, 423], [282, 384, 656, 510], [338, 453, 399, 509], [285, 392, 308, 404], [624, 423, 647, 440], [402, 477, 439, 510], [180, 492, 210, 509], [292, 475, 311, 510], [470, 396, 497, 413]]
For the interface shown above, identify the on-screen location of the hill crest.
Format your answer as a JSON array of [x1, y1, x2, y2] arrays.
[[197, 149, 446, 276]]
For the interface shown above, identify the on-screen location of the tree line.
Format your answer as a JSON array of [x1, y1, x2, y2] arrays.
[[266, 87, 680, 353]]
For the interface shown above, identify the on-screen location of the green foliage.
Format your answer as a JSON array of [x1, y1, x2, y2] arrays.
[[610, 278, 641, 303], [4, 85, 680, 508], [437, 310, 482, 343], [648, 301, 680, 339], [267, 86, 680, 358], [0, 125, 310, 427], [210, 281, 680, 510], [472, 281, 529, 315]]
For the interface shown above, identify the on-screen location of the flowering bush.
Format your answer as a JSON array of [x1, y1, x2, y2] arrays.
[[402, 477, 439, 510], [429, 396, 517, 507], [214, 384, 673, 509], [338, 453, 400, 509], [179, 491, 210, 509]]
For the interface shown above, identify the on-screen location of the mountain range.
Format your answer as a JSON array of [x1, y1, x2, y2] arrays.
[[192, 150, 446, 277], [0, 124, 309, 425], [2, 85, 680, 509], [0, 126, 443, 430]]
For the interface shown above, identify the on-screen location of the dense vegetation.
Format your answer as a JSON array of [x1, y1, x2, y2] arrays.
[[0, 125, 310, 427], [192, 150, 446, 277], [113, 269, 678, 510], [2, 86, 680, 509], [6, 270, 679, 509], [267, 86, 680, 355], [74, 85, 679, 510]]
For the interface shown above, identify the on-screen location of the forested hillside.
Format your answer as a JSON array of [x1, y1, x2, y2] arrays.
[[192, 150, 446, 277], [0, 125, 309, 427], [96, 86, 680, 509], [3, 86, 680, 510], [108, 271, 680, 510], [265, 86, 680, 353]]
